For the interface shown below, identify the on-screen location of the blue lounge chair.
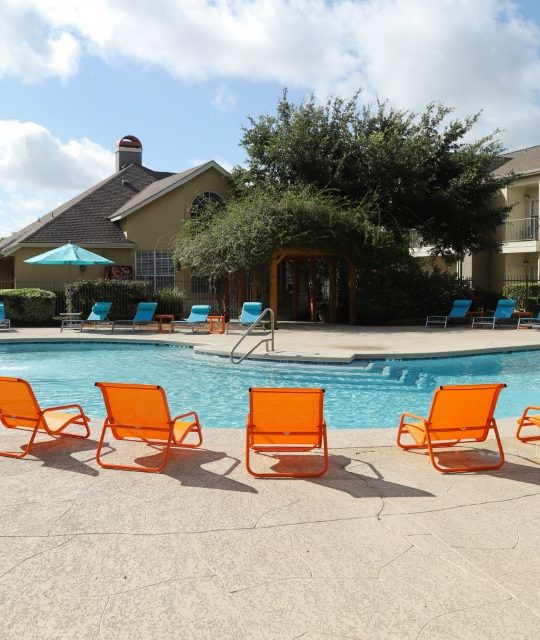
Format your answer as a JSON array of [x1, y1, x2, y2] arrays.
[[75, 302, 112, 332], [112, 302, 158, 332], [0, 303, 10, 330], [472, 299, 516, 330], [517, 310, 540, 330], [227, 302, 263, 333], [425, 299, 472, 328], [169, 305, 211, 333]]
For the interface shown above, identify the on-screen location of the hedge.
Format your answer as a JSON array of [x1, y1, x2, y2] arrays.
[[65, 280, 184, 318], [501, 282, 540, 313], [0, 288, 56, 324], [356, 250, 474, 324]]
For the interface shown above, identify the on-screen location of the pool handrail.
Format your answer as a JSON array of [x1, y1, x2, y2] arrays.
[[230, 307, 275, 364]]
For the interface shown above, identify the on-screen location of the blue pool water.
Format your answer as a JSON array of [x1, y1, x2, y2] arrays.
[[0, 342, 537, 428]]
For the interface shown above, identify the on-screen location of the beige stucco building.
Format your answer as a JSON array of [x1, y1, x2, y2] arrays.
[[412, 143, 540, 290], [0, 136, 231, 300]]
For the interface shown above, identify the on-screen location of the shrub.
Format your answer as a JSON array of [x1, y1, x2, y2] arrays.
[[65, 280, 152, 318], [501, 282, 540, 313], [153, 288, 184, 316], [356, 250, 474, 324], [0, 288, 56, 324]]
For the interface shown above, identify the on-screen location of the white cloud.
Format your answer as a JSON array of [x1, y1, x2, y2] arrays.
[[0, 121, 113, 233], [211, 84, 238, 112], [0, 0, 80, 82], [2, 1, 539, 148]]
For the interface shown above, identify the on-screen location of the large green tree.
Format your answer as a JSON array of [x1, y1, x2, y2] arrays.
[[175, 186, 378, 277], [233, 91, 511, 257]]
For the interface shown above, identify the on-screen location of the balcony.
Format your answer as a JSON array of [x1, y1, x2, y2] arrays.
[[503, 217, 539, 242]]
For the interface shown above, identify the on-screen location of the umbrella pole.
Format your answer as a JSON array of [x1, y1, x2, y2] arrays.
[[67, 264, 72, 313]]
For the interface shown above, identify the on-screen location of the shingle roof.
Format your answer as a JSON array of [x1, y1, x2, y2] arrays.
[[110, 161, 229, 221], [0, 164, 173, 255], [492, 144, 540, 177]]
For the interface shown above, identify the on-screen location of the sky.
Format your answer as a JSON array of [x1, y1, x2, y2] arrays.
[[1, 0, 540, 237]]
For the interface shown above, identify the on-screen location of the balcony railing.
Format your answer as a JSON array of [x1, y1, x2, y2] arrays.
[[503, 217, 540, 242]]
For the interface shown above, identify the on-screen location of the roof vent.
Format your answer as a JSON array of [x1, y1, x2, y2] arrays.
[[115, 135, 142, 171]]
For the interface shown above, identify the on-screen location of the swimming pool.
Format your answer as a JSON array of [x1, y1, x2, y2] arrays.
[[0, 342, 537, 428]]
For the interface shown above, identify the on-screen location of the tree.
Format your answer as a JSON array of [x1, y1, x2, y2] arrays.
[[174, 186, 377, 278], [233, 91, 511, 256]]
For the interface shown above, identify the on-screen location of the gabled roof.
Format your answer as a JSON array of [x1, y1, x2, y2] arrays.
[[0, 159, 229, 257], [492, 144, 540, 177], [109, 160, 230, 222]]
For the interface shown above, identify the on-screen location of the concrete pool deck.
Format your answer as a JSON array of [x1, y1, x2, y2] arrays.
[[0, 325, 538, 638], [2, 321, 540, 362]]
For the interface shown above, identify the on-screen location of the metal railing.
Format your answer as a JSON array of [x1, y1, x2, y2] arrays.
[[503, 217, 540, 242], [230, 308, 275, 364]]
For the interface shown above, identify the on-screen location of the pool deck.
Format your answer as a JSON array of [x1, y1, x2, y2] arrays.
[[0, 325, 539, 638], [3, 321, 540, 363]]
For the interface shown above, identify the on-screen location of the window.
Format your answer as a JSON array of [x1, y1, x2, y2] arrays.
[[189, 192, 225, 218], [135, 251, 174, 290]]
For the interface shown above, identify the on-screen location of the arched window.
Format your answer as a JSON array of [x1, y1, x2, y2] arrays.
[[189, 192, 225, 218]]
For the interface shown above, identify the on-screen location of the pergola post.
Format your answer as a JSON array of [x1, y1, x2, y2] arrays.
[[328, 257, 337, 323], [269, 253, 280, 323], [348, 261, 357, 325], [309, 258, 316, 322], [237, 268, 246, 315], [292, 259, 300, 320], [224, 274, 230, 318]]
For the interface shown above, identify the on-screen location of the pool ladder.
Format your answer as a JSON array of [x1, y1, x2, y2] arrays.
[[230, 308, 275, 364]]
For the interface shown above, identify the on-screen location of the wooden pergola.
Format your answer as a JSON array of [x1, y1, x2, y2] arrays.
[[267, 248, 357, 324]]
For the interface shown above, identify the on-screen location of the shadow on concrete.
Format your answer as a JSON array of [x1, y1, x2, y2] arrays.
[[254, 453, 433, 498], [20, 437, 99, 477], [134, 447, 258, 494]]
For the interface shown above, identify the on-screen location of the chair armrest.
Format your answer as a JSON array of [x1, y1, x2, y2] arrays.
[[172, 411, 199, 423], [400, 412, 427, 424], [520, 405, 540, 417], [42, 403, 86, 416], [472, 316, 494, 322]]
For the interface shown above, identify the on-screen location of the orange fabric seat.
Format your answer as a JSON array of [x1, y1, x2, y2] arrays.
[[0, 376, 90, 458], [516, 406, 540, 443], [95, 381, 203, 472], [246, 387, 328, 478], [397, 383, 506, 473]]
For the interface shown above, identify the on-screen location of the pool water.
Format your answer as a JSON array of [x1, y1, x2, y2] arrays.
[[0, 342, 537, 428]]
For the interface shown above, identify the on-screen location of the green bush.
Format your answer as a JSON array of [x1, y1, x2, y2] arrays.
[[153, 287, 184, 316], [356, 250, 474, 324], [0, 288, 56, 324], [65, 280, 152, 318], [501, 283, 540, 313]]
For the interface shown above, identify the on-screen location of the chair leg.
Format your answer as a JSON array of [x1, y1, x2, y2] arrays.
[[425, 426, 504, 473], [96, 423, 173, 472], [175, 418, 204, 449], [516, 417, 540, 443], [0, 425, 40, 459], [245, 428, 328, 479]]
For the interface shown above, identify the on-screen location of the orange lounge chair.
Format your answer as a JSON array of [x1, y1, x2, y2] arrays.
[[516, 405, 540, 443], [397, 383, 506, 473], [95, 381, 203, 472], [0, 376, 90, 458], [246, 387, 328, 478]]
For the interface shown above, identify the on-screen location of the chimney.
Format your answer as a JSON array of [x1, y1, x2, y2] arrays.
[[115, 135, 142, 171]]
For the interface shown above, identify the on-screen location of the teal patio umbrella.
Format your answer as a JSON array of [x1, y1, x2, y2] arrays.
[[25, 242, 114, 311]]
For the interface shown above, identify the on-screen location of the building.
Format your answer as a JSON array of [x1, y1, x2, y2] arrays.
[[412, 143, 540, 291], [0, 135, 231, 302]]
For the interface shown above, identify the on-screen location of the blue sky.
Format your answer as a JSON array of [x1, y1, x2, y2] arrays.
[[1, 0, 540, 236]]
